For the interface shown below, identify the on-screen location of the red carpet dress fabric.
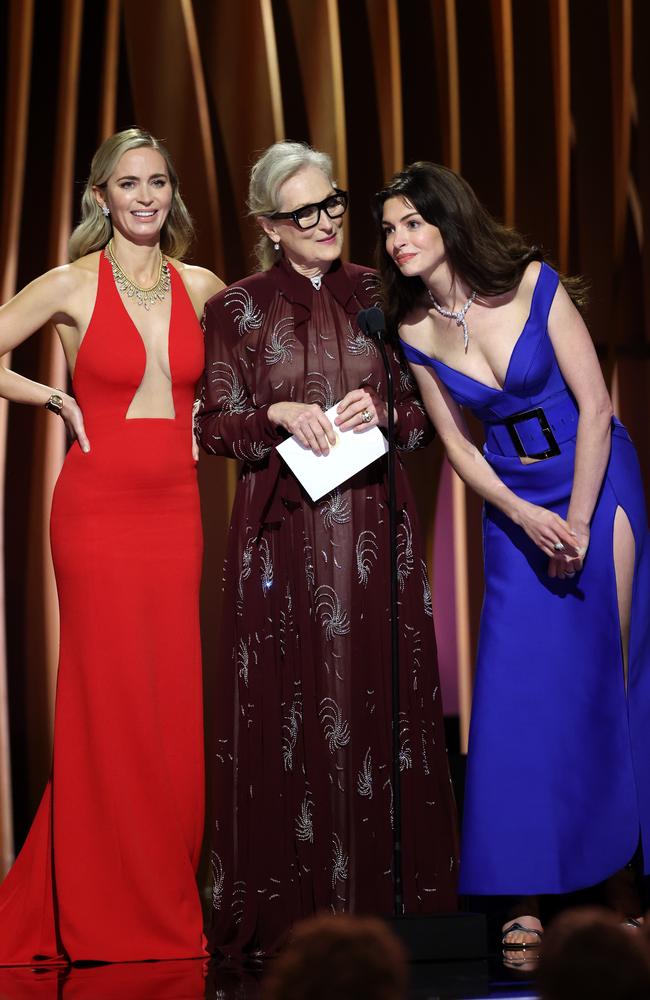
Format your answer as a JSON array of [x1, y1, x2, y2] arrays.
[[198, 258, 458, 957], [0, 253, 206, 963]]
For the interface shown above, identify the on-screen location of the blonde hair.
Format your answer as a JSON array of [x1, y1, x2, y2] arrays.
[[248, 141, 335, 270], [68, 128, 195, 261]]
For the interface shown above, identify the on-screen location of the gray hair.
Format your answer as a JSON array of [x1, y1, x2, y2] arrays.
[[248, 141, 335, 270]]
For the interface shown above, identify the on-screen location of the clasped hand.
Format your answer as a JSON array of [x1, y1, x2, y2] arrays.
[[516, 500, 589, 579], [269, 388, 391, 456]]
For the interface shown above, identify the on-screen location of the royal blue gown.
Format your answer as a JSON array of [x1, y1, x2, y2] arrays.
[[401, 262, 650, 895]]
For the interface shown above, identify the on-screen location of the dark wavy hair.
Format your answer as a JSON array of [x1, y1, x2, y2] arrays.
[[373, 161, 587, 332]]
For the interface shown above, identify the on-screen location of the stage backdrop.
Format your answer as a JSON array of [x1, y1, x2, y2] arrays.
[[1, 0, 648, 875]]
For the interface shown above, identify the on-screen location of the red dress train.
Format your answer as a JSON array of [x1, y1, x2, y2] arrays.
[[0, 253, 206, 964]]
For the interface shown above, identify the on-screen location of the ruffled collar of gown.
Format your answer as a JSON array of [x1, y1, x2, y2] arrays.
[[272, 255, 361, 327]]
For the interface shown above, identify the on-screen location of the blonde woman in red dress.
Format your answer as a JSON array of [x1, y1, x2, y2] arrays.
[[0, 128, 223, 964]]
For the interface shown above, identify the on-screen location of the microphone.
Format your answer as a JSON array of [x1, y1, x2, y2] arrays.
[[357, 306, 386, 340]]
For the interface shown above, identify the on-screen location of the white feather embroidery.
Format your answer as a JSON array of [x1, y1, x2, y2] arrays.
[[224, 286, 264, 335], [319, 489, 351, 527], [314, 585, 350, 638], [331, 833, 349, 887], [304, 538, 315, 589], [282, 693, 303, 772], [357, 748, 373, 798], [320, 697, 351, 752], [356, 530, 379, 586], [237, 537, 255, 613], [259, 538, 273, 595], [264, 316, 296, 365], [347, 320, 377, 357], [296, 794, 314, 843], [396, 511, 414, 591], [399, 715, 412, 771], [237, 638, 249, 687], [232, 440, 272, 462], [361, 272, 382, 306], [232, 880, 246, 925], [421, 559, 433, 617], [399, 366, 415, 392], [279, 582, 294, 658], [211, 851, 225, 911], [210, 361, 248, 414], [305, 371, 335, 410], [399, 428, 424, 451]]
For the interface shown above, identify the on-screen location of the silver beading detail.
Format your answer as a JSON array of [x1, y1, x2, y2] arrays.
[[427, 288, 477, 353]]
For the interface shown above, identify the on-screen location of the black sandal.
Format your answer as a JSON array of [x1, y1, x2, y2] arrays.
[[501, 920, 544, 951]]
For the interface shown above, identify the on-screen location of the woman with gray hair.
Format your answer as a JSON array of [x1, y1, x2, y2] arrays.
[[197, 141, 458, 957]]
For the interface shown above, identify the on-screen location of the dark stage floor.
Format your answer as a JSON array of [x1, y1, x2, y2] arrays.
[[0, 955, 540, 1000]]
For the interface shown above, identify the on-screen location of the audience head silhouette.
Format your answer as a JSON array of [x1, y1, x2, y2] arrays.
[[537, 907, 650, 1000], [262, 913, 408, 1000]]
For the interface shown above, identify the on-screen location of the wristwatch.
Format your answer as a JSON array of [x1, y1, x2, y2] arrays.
[[44, 393, 64, 416]]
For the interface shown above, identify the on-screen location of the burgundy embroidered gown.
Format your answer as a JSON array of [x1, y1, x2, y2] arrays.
[[197, 258, 458, 956]]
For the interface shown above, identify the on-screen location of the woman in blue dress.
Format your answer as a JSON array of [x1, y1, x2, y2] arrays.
[[374, 162, 650, 947]]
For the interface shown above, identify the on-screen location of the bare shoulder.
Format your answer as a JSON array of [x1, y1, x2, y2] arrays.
[[517, 258, 543, 297], [13, 254, 98, 305], [65, 251, 102, 290], [171, 260, 225, 302], [548, 270, 584, 327], [70, 249, 102, 274]]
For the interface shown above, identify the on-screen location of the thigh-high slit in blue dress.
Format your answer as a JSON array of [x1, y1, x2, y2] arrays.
[[401, 262, 650, 896]]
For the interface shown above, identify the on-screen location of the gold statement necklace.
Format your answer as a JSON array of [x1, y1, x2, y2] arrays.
[[105, 238, 171, 311]]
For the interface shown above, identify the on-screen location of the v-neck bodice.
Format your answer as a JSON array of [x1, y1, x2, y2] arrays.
[[400, 262, 566, 424], [72, 252, 203, 434]]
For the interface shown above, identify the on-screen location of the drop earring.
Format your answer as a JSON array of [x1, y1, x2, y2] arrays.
[[273, 241, 280, 252], [101, 205, 110, 218]]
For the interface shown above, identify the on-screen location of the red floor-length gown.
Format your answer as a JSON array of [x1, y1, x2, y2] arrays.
[[0, 252, 206, 964]]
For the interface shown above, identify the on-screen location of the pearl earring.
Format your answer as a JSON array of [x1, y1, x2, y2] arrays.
[[101, 205, 110, 217], [273, 242, 280, 251]]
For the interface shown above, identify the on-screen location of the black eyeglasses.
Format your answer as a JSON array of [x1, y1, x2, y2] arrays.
[[266, 189, 349, 230]]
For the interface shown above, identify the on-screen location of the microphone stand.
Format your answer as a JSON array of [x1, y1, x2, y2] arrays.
[[374, 326, 403, 918], [357, 308, 487, 962]]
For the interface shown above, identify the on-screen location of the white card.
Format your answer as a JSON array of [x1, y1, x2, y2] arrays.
[[276, 403, 389, 502]]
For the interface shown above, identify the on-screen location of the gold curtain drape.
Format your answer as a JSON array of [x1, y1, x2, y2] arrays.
[[1, 0, 648, 874]]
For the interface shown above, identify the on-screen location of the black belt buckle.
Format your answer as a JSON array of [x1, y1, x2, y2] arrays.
[[503, 406, 561, 460]]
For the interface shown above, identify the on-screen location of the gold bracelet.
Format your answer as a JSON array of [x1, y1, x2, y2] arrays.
[[44, 393, 64, 416]]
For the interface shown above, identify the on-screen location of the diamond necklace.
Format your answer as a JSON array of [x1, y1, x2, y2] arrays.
[[427, 287, 477, 353], [105, 239, 171, 310]]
